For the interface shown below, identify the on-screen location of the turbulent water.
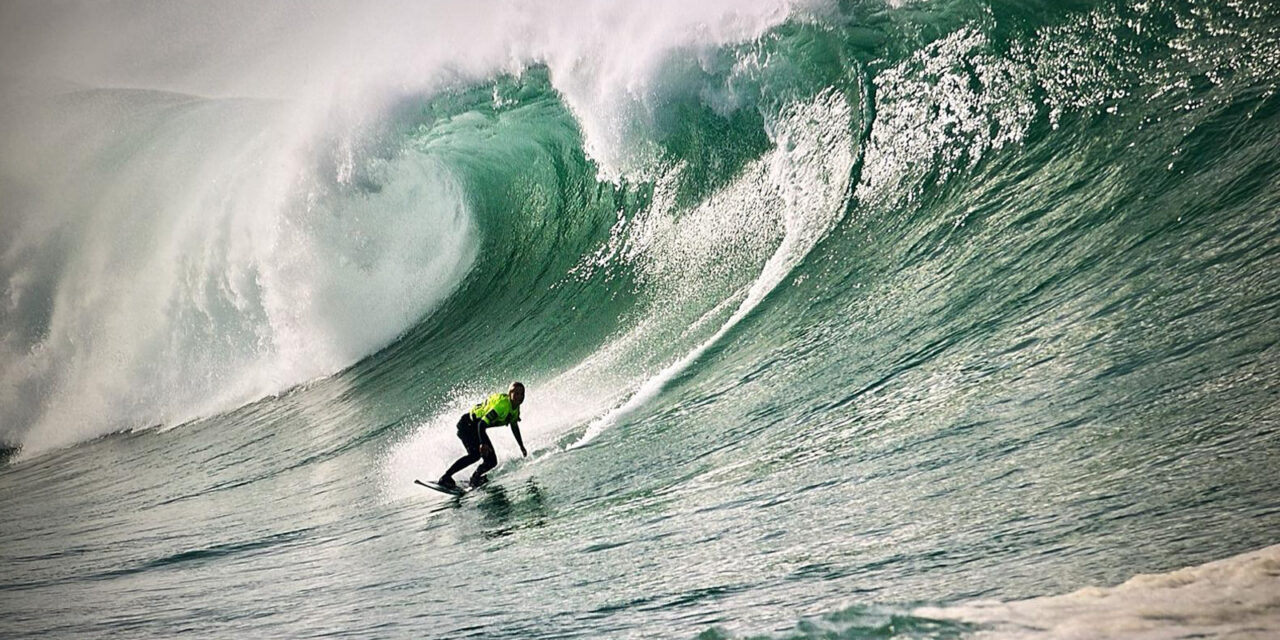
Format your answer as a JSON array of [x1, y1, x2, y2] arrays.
[[3, 0, 1280, 637]]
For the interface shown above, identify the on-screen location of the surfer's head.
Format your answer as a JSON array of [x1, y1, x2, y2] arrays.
[[509, 381, 526, 405]]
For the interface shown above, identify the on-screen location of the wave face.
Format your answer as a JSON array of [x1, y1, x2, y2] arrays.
[[2, 0, 1280, 638]]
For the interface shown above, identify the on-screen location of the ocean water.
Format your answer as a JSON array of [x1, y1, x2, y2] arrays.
[[2, 0, 1279, 637]]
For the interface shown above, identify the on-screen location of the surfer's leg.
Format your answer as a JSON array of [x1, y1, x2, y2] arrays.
[[441, 414, 482, 482], [470, 434, 498, 486], [441, 452, 479, 481]]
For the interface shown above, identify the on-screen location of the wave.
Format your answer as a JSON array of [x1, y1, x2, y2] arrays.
[[0, 0, 814, 456], [3, 1, 1279, 638], [3, 0, 1279, 532]]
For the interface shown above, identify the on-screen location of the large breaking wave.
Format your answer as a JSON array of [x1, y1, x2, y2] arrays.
[[0, 0, 819, 455]]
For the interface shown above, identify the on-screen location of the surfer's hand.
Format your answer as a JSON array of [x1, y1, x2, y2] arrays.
[[520, 446, 528, 457]]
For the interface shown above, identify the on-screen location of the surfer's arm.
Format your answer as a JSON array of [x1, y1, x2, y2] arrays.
[[511, 421, 527, 457]]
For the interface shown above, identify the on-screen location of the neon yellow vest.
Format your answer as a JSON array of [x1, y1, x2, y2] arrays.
[[470, 393, 519, 427]]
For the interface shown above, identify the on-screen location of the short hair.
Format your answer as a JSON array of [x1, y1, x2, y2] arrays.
[[510, 381, 525, 392]]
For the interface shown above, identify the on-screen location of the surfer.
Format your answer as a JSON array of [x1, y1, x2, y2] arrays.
[[436, 382, 527, 489]]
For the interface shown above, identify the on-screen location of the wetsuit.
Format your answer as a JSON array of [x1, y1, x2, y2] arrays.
[[441, 392, 524, 485]]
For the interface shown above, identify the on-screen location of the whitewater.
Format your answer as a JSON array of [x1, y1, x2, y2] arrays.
[[2, 0, 1279, 638]]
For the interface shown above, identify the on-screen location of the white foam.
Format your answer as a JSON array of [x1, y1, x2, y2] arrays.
[[3, 98, 478, 456], [916, 544, 1280, 639]]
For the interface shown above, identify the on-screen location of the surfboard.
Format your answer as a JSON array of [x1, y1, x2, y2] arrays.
[[415, 479, 466, 496]]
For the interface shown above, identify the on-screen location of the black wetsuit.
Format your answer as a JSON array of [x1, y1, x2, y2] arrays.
[[444, 412, 497, 481]]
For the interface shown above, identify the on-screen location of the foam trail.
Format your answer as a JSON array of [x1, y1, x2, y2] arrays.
[[570, 89, 854, 448]]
